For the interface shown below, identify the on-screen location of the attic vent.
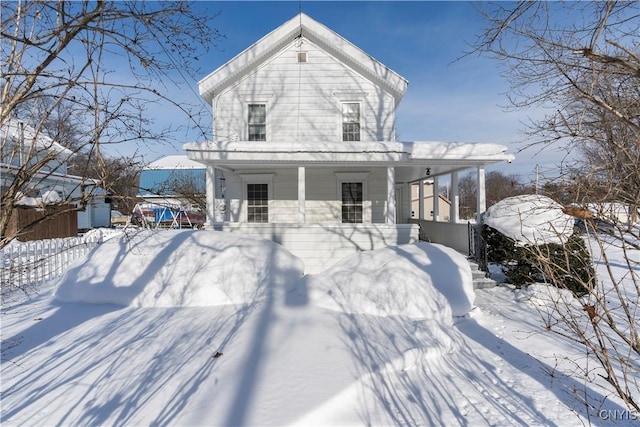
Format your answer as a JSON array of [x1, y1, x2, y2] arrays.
[[297, 52, 307, 63]]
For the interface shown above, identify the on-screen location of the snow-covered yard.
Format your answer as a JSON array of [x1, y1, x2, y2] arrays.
[[1, 229, 637, 425]]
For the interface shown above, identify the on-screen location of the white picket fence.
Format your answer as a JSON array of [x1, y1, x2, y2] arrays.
[[1, 235, 103, 299]]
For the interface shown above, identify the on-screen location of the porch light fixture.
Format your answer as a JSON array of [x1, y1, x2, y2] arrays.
[[426, 167, 431, 176]]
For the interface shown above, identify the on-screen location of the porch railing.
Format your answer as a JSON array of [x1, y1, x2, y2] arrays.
[[468, 221, 489, 274]]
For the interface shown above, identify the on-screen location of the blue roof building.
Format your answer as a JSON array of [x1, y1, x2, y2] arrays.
[[136, 156, 206, 227]]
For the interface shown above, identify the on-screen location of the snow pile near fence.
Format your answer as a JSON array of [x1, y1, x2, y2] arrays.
[[484, 194, 574, 245], [81, 227, 123, 243], [55, 229, 304, 307], [306, 242, 474, 318]]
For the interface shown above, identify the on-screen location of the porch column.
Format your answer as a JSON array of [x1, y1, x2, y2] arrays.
[[205, 165, 216, 227], [450, 171, 460, 223], [386, 166, 396, 224], [477, 166, 487, 217], [432, 176, 439, 221], [418, 180, 425, 220], [298, 166, 306, 223]]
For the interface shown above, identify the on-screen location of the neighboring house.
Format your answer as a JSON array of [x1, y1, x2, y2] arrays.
[[1, 118, 102, 238], [410, 181, 451, 222], [184, 13, 514, 272], [136, 155, 206, 227]]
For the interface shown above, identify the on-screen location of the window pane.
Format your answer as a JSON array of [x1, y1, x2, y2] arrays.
[[248, 104, 266, 124], [342, 103, 359, 122], [342, 123, 360, 141], [342, 205, 363, 223], [249, 125, 266, 141], [342, 182, 362, 203]]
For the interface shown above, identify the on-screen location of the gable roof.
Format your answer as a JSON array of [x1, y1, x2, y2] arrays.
[[199, 13, 408, 105]]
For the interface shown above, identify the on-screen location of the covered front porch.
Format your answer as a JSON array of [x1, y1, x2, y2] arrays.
[[185, 140, 514, 272]]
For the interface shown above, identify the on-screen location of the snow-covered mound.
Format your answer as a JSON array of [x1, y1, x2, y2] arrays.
[[55, 229, 304, 307], [484, 194, 574, 245], [306, 242, 474, 318]]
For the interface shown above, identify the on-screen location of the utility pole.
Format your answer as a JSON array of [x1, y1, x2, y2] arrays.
[[535, 164, 539, 195]]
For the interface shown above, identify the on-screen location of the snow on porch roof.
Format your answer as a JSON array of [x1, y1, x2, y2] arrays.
[[402, 141, 515, 161], [198, 13, 408, 105], [183, 140, 515, 166]]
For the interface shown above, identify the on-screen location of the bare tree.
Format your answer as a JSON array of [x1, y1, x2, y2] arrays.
[[475, 1, 639, 412], [164, 172, 206, 214], [459, 170, 529, 219], [458, 173, 476, 220], [1, 1, 221, 246]]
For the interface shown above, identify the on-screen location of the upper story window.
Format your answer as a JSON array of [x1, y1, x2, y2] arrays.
[[248, 104, 266, 141], [342, 103, 360, 141]]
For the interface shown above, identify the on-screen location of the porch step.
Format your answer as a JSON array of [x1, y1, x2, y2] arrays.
[[468, 259, 497, 290], [473, 278, 498, 289]]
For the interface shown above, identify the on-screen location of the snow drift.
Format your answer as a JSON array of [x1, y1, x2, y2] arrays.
[[483, 194, 574, 245], [56, 230, 473, 318], [55, 229, 304, 307], [306, 242, 474, 318]]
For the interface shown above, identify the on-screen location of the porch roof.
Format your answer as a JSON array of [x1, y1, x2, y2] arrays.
[[183, 140, 515, 182]]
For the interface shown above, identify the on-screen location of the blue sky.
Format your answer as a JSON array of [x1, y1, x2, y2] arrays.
[[125, 1, 566, 184]]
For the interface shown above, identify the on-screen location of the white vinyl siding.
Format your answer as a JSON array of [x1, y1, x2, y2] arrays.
[[213, 38, 397, 142]]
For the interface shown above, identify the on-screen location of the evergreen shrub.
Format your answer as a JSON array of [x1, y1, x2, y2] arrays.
[[481, 224, 595, 296]]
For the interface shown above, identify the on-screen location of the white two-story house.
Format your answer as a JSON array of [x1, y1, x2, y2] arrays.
[[185, 13, 514, 273]]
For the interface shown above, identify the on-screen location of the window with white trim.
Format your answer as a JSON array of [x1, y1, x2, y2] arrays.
[[342, 103, 360, 141], [341, 182, 363, 223], [247, 183, 269, 223], [248, 104, 266, 141]]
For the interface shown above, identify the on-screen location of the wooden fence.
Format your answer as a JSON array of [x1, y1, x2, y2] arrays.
[[1, 235, 102, 302], [7, 205, 78, 241]]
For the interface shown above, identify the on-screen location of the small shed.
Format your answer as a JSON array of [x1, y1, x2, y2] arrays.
[[77, 188, 112, 231]]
